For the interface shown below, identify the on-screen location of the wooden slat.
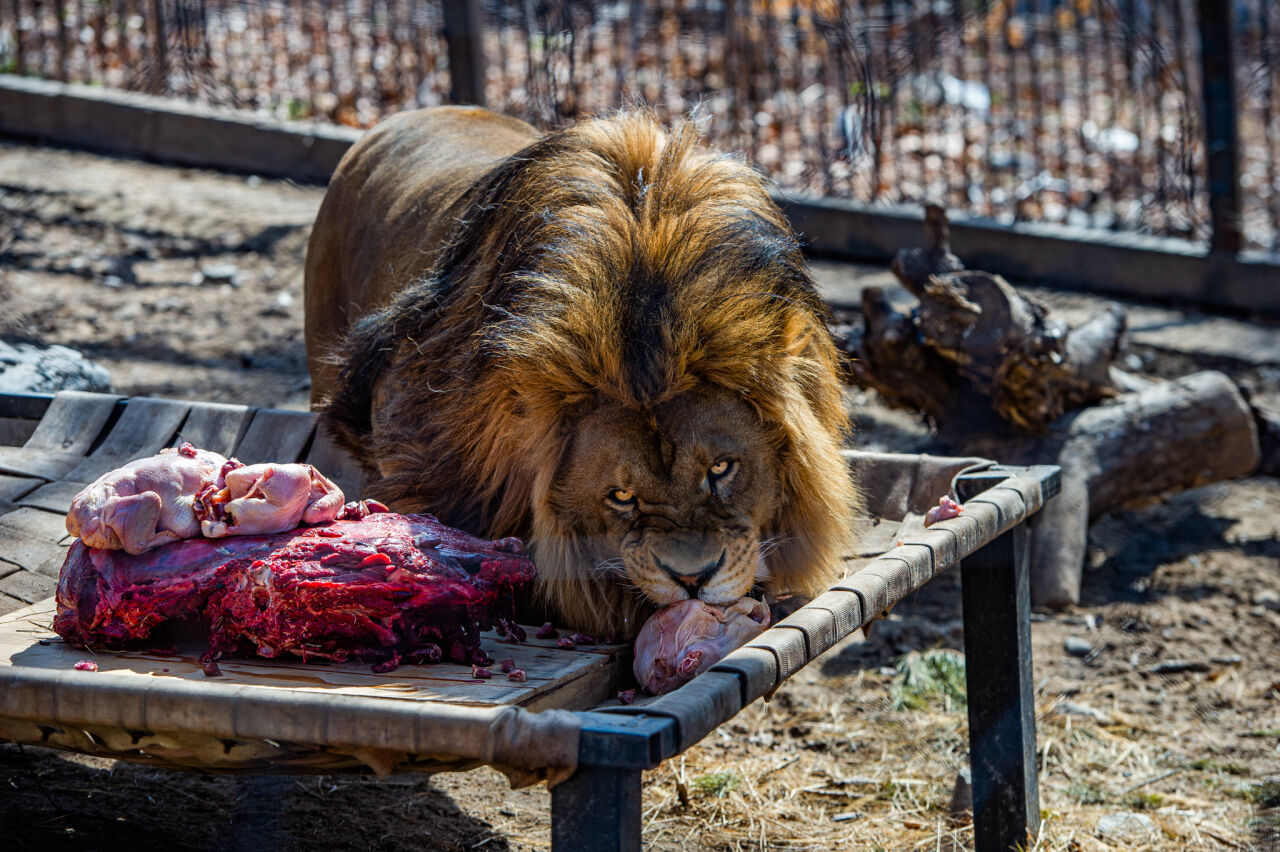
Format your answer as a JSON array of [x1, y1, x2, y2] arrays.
[[0, 527, 70, 577], [305, 425, 367, 499], [0, 475, 43, 502], [232, 408, 317, 464], [23, 391, 122, 453], [0, 446, 91, 481], [0, 507, 73, 577], [17, 481, 82, 515], [0, 507, 72, 542], [173, 402, 254, 457], [0, 417, 38, 447], [0, 391, 122, 479], [0, 571, 56, 604], [64, 397, 191, 483]]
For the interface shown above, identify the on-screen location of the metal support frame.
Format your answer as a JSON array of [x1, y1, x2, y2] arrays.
[[551, 765, 643, 852], [442, 0, 487, 106], [960, 521, 1041, 851], [1197, 0, 1242, 257], [550, 713, 676, 852]]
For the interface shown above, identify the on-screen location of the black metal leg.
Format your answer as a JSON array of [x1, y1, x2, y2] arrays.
[[962, 522, 1040, 852], [551, 764, 642, 852]]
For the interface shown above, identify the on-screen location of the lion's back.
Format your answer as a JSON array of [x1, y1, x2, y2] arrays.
[[304, 107, 540, 406]]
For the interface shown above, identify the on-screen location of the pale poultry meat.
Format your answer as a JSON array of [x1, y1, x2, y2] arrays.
[[66, 443, 229, 555], [197, 462, 345, 538], [66, 442, 347, 554]]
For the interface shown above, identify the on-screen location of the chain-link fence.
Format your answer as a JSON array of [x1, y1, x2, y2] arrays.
[[2, 1, 1276, 253]]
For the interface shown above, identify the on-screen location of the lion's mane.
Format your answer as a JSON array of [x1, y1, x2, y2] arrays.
[[322, 111, 860, 635]]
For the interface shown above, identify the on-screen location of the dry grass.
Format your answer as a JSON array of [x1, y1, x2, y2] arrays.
[[632, 634, 1264, 852]]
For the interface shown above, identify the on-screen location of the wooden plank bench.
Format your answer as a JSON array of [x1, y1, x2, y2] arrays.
[[0, 391, 1059, 852]]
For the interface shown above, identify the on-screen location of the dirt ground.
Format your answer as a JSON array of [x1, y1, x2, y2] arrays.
[[1, 143, 1278, 851]]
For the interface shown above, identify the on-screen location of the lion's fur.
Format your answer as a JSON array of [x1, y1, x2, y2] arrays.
[[306, 106, 860, 637]]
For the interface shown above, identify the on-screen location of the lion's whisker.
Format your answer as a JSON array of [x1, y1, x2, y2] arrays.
[[757, 535, 791, 561]]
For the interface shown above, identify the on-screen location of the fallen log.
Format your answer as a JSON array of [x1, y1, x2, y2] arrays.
[[946, 371, 1260, 607]]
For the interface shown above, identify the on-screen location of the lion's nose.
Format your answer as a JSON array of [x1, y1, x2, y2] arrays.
[[657, 550, 725, 594]]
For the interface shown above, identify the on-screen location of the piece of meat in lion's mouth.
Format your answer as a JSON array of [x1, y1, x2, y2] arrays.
[[53, 512, 537, 674], [632, 597, 771, 695]]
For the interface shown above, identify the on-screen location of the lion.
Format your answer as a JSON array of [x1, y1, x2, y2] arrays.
[[304, 106, 860, 638]]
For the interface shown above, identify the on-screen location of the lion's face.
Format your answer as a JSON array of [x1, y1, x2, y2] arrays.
[[549, 390, 783, 609]]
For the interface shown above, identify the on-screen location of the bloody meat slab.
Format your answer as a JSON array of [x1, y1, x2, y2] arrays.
[[54, 512, 536, 674]]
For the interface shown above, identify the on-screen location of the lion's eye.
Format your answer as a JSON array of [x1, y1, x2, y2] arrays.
[[708, 459, 736, 481], [609, 488, 636, 505]]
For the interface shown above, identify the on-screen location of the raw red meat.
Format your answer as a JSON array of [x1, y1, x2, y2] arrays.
[[633, 597, 771, 695], [54, 512, 536, 673]]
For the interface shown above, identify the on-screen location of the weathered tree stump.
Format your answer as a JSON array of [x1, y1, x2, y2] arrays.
[[863, 205, 1126, 432], [852, 206, 1263, 607]]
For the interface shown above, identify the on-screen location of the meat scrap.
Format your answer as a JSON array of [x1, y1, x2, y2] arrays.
[[54, 512, 536, 673], [633, 597, 771, 695], [924, 495, 963, 527], [67, 443, 348, 554]]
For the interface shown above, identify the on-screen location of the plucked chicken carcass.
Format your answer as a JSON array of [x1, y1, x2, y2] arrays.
[[632, 597, 771, 695], [197, 461, 345, 538], [54, 511, 536, 674], [66, 442, 344, 553], [65, 443, 227, 554]]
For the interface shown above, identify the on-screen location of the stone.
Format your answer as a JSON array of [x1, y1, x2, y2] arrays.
[[1064, 636, 1092, 657], [0, 341, 112, 394], [200, 262, 239, 283], [1254, 589, 1280, 612], [1149, 659, 1210, 675], [1096, 812, 1157, 842], [1055, 701, 1113, 724]]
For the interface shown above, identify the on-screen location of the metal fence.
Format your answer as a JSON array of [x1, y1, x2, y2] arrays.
[[1, 1, 1277, 254]]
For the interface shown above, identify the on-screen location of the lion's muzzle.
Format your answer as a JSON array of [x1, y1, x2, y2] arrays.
[[656, 548, 725, 594], [628, 530, 756, 607]]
